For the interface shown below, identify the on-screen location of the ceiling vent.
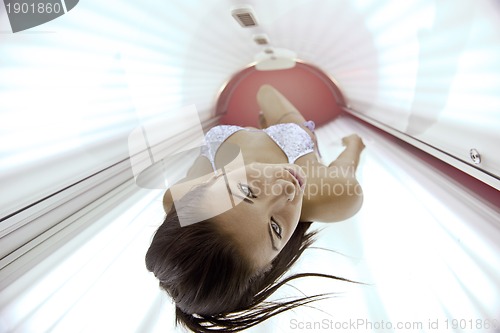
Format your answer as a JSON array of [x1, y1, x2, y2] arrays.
[[253, 34, 269, 45], [231, 6, 258, 27]]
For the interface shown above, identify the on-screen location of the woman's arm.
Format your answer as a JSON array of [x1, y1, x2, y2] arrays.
[[301, 134, 365, 222], [328, 134, 365, 176]]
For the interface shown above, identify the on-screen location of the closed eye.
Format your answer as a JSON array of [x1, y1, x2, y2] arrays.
[[270, 218, 282, 239]]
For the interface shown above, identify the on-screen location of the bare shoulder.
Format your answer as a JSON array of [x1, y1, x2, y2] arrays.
[[300, 162, 364, 222]]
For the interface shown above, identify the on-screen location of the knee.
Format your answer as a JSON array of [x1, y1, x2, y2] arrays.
[[257, 84, 278, 101]]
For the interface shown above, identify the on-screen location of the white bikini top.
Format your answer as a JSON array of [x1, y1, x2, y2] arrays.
[[200, 122, 316, 171]]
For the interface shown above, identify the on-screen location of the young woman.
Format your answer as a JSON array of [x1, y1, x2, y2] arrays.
[[145, 84, 365, 332]]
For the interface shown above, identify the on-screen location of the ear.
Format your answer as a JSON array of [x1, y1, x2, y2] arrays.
[[163, 189, 174, 214]]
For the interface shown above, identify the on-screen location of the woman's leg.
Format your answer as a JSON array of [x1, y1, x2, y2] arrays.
[[256, 84, 320, 156], [256, 84, 308, 126]]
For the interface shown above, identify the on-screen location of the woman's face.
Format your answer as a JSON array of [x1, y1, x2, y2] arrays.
[[203, 162, 307, 269]]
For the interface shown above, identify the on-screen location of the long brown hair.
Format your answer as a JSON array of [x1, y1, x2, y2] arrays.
[[145, 187, 352, 332]]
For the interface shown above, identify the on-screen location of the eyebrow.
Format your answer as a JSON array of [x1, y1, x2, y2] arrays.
[[268, 226, 279, 251], [231, 193, 254, 204]]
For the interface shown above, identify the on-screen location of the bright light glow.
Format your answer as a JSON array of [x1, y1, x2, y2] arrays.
[[1, 107, 498, 333], [1, 1, 499, 332], [0, 2, 184, 218]]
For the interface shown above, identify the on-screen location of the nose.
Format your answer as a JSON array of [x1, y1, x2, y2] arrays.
[[263, 164, 300, 202], [265, 178, 296, 203], [280, 180, 296, 202]]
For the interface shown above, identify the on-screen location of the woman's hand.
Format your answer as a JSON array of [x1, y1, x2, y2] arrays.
[[341, 134, 365, 149], [328, 134, 365, 172]]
